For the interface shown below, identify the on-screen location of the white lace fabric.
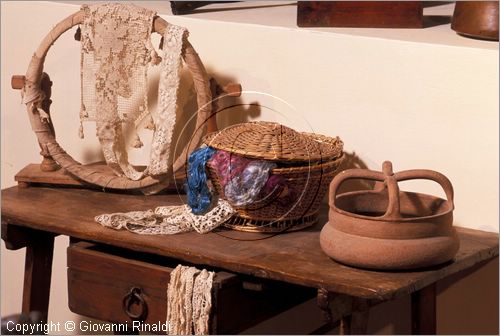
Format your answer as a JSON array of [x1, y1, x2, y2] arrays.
[[147, 24, 186, 176], [80, 3, 185, 180], [166, 265, 214, 335], [95, 199, 235, 235]]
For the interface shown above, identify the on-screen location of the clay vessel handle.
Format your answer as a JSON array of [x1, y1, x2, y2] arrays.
[[394, 169, 455, 209], [379, 161, 402, 220], [329, 161, 401, 220], [328, 168, 385, 208]]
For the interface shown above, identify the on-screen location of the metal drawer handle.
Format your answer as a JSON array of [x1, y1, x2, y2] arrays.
[[122, 287, 148, 322]]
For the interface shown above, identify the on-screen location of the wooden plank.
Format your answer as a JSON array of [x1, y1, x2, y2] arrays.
[[14, 163, 186, 190], [297, 1, 423, 28], [170, 1, 220, 15], [2, 186, 498, 300], [15, 164, 83, 186]]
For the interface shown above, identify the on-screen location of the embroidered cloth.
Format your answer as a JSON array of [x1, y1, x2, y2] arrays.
[[80, 3, 185, 180]]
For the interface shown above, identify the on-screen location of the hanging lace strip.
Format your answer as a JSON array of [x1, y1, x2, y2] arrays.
[[80, 3, 186, 180], [95, 198, 235, 235], [166, 265, 214, 335], [145, 24, 187, 176]]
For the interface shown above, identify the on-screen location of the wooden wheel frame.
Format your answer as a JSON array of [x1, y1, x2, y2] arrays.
[[15, 10, 212, 191]]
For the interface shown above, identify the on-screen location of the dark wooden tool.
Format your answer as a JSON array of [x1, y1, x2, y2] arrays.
[[11, 73, 241, 192], [10, 7, 243, 194], [297, 1, 423, 28], [12, 74, 59, 173], [452, 1, 499, 41], [170, 1, 239, 15]]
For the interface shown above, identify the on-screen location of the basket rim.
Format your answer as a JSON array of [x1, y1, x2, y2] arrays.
[[202, 121, 343, 162], [271, 153, 344, 173], [223, 213, 318, 232], [206, 152, 344, 175]]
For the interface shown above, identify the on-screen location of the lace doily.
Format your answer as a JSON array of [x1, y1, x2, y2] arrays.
[[166, 265, 214, 335], [80, 3, 186, 180], [95, 199, 235, 235]]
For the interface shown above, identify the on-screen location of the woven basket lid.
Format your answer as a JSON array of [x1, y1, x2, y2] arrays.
[[203, 121, 343, 162]]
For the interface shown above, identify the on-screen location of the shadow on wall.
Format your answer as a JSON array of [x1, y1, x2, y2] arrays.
[[423, 15, 451, 28], [335, 151, 375, 195], [169, 66, 261, 164]]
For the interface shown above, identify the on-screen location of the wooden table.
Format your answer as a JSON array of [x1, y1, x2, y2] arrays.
[[2, 186, 498, 334]]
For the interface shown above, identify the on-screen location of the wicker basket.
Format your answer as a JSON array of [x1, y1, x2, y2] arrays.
[[203, 122, 344, 232]]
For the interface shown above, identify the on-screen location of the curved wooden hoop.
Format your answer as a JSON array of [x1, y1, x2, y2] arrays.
[[25, 10, 211, 191]]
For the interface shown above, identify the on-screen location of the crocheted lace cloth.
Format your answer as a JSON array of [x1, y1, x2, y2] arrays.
[[95, 199, 235, 235], [148, 24, 186, 176], [167, 265, 214, 335], [80, 3, 185, 180]]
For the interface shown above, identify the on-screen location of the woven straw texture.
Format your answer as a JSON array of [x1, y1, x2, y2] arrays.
[[203, 122, 344, 232], [203, 121, 343, 163]]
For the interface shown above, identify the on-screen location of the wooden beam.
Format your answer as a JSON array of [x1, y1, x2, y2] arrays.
[[411, 283, 437, 334], [22, 231, 55, 323]]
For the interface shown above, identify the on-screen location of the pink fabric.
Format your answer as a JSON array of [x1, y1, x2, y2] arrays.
[[209, 150, 296, 206], [209, 150, 253, 188]]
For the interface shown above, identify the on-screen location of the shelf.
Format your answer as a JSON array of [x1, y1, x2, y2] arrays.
[[60, 1, 498, 51]]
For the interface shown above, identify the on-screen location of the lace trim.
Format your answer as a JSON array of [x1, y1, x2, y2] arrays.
[[192, 269, 213, 335], [95, 199, 235, 235], [146, 24, 187, 176], [166, 265, 214, 335]]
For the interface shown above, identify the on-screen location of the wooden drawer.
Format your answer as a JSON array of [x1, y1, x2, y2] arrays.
[[67, 242, 315, 334]]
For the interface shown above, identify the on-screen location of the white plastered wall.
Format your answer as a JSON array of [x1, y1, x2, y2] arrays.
[[1, 1, 498, 334]]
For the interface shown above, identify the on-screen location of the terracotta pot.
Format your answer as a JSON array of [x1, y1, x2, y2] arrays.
[[320, 161, 460, 270], [452, 1, 499, 41]]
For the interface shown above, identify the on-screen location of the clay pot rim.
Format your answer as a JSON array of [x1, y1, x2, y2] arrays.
[[331, 189, 454, 223]]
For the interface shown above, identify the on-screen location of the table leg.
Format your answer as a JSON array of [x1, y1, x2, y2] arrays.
[[411, 283, 437, 335], [314, 289, 370, 335], [339, 315, 351, 335], [317, 288, 333, 324], [339, 299, 369, 335], [350, 298, 370, 334], [312, 288, 338, 334], [21, 232, 55, 324]]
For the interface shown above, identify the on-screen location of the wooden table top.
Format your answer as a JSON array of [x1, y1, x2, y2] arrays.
[[2, 186, 498, 300]]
